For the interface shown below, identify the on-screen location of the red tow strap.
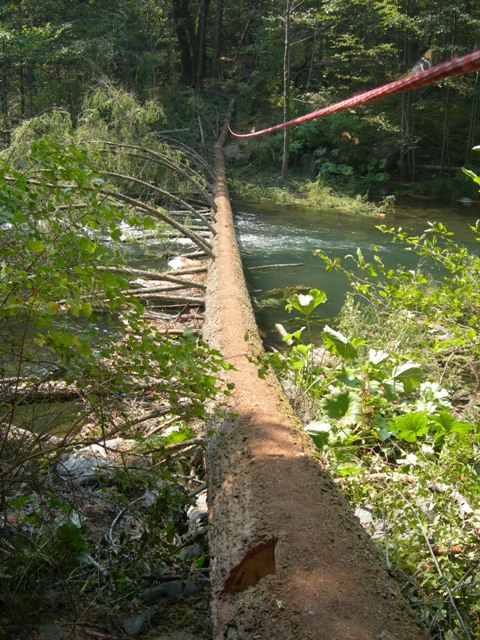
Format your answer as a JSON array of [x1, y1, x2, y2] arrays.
[[228, 50, 480, 138]]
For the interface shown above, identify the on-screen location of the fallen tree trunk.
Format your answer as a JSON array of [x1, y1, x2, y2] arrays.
[[203, 103, 430, 640]]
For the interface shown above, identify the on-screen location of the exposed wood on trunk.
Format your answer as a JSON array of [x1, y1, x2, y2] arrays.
[[203, 101, 429, 640], [122, 282, 206, 295], [124, 285, 203, 294]]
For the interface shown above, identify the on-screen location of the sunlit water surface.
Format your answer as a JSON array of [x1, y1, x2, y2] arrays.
[[234, 198, 480, 344]]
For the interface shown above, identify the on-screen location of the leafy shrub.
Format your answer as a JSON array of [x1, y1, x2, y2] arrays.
[[266, 216, 480, 638]]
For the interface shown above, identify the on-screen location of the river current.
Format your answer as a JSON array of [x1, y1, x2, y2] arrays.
[[234, 198, 480, 344]]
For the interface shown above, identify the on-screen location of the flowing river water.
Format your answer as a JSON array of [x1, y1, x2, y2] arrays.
[[11, 198, 480, 433], [235, 198, 480, 345]]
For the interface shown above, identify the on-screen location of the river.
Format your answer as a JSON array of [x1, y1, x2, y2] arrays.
[[235, 198, 480, 344]]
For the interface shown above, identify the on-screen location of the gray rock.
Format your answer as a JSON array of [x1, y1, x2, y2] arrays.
[[56, 438, 142, 486], [187, 490, 208, 531], [121, 607, 160, 636], [38, 624, 68, 640], [141, 580, 200, 605]]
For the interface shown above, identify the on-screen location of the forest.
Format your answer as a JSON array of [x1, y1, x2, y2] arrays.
[[1, 0, 480, 189], [1, 1, 480, 639]]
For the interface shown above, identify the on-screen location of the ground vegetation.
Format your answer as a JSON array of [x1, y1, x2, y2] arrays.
[[0, 88, 225, 637], [264, 206, 480, 638]]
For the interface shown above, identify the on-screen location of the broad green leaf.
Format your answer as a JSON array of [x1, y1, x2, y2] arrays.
[[389, 362, 422, 394], [305, 420, 332, 449], [462, 167, 480, 186], [286, 288, 327, 316], [431, 411, 473, 438], [322, 325, 358, 360], [142, 215, 156, 230], [28, 239, 45, 253], [45, 301, 59, 315], [335, 462, 361, 477], [79, 237, 97, 254], [390, 411, 430, 442], [321, 389, 362, 426], [368, 349, 389, 365]]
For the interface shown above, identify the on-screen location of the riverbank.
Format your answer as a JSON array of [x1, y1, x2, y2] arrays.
[[261, 217, 480, 639], [227, 161, 480, 217]]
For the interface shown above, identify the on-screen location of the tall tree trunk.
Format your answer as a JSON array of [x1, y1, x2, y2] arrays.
[[465, 71, 479, 164], [281, 0, 291, 182], [195, 0, 211, 93], [440, 17, 457, 175], [212, 0, 224, 77], [440, 85, 451, 174], [172, 0, 195, 84], [0, 72, 8, 140], [19, 66, 25, 118]]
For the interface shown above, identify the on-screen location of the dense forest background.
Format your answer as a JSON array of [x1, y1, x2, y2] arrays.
[[1, 0, 480, 193]]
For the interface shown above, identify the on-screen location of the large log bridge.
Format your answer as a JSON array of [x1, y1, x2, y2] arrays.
[[203, 117, 430, 639]]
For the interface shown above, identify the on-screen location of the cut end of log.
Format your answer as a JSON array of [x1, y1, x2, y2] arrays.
[[223, 537, 277, 593]]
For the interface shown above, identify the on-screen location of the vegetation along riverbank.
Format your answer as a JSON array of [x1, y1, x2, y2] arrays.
[[1, 0, 480, 638]]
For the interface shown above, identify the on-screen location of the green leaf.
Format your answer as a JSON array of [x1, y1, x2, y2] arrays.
[[285, 288, 327, 316], [462, 167, 480, 186], [45, 301, 59, 315], [389, 362, 422, 394], [335, 462, 361, 476], [368, 349, 389, 365], [305, 420, 332, 449], [79, 237, 97, 254], [142, 215, 156, 230], [390, 411, 430, 442], [8, 494, 31, 509], [56, 521, 85, 553], [431, 411, 473, 439], [321, 325, 358, 360], [28, 239, 45, 253], [321, 389, 362, 426]]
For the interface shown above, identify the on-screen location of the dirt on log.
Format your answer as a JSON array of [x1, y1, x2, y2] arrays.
[[203, 113, 430, 640]]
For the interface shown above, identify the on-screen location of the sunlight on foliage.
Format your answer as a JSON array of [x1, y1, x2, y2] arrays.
[[268, 223, 480, 639]]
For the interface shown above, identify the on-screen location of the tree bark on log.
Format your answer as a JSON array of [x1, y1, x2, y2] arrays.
[[203, 102, 430, 640]]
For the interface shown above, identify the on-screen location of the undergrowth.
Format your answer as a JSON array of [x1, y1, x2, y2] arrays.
[[264, 219, 480, 639], [229, 173, 394, 216], [0, 89, 222, 635]]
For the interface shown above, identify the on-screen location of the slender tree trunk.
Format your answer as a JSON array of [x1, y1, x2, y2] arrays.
[[212, 0, 224, 77], [305, 30, 316, 93], [232, 15, 252, 67], [195, 0, 211, 92], [440, 85, 451, 174], [399, 7, 408, 179], [172, 0, 194, 84], [281, 0, 291, 182], [466, 71, 479, 164], [440, 17, 457, 175], [0, 72, 8, 139], [19, 66, 25, 118]]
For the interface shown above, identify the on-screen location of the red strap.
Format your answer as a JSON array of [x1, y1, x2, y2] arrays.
[[228, 50, 480, 138]]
